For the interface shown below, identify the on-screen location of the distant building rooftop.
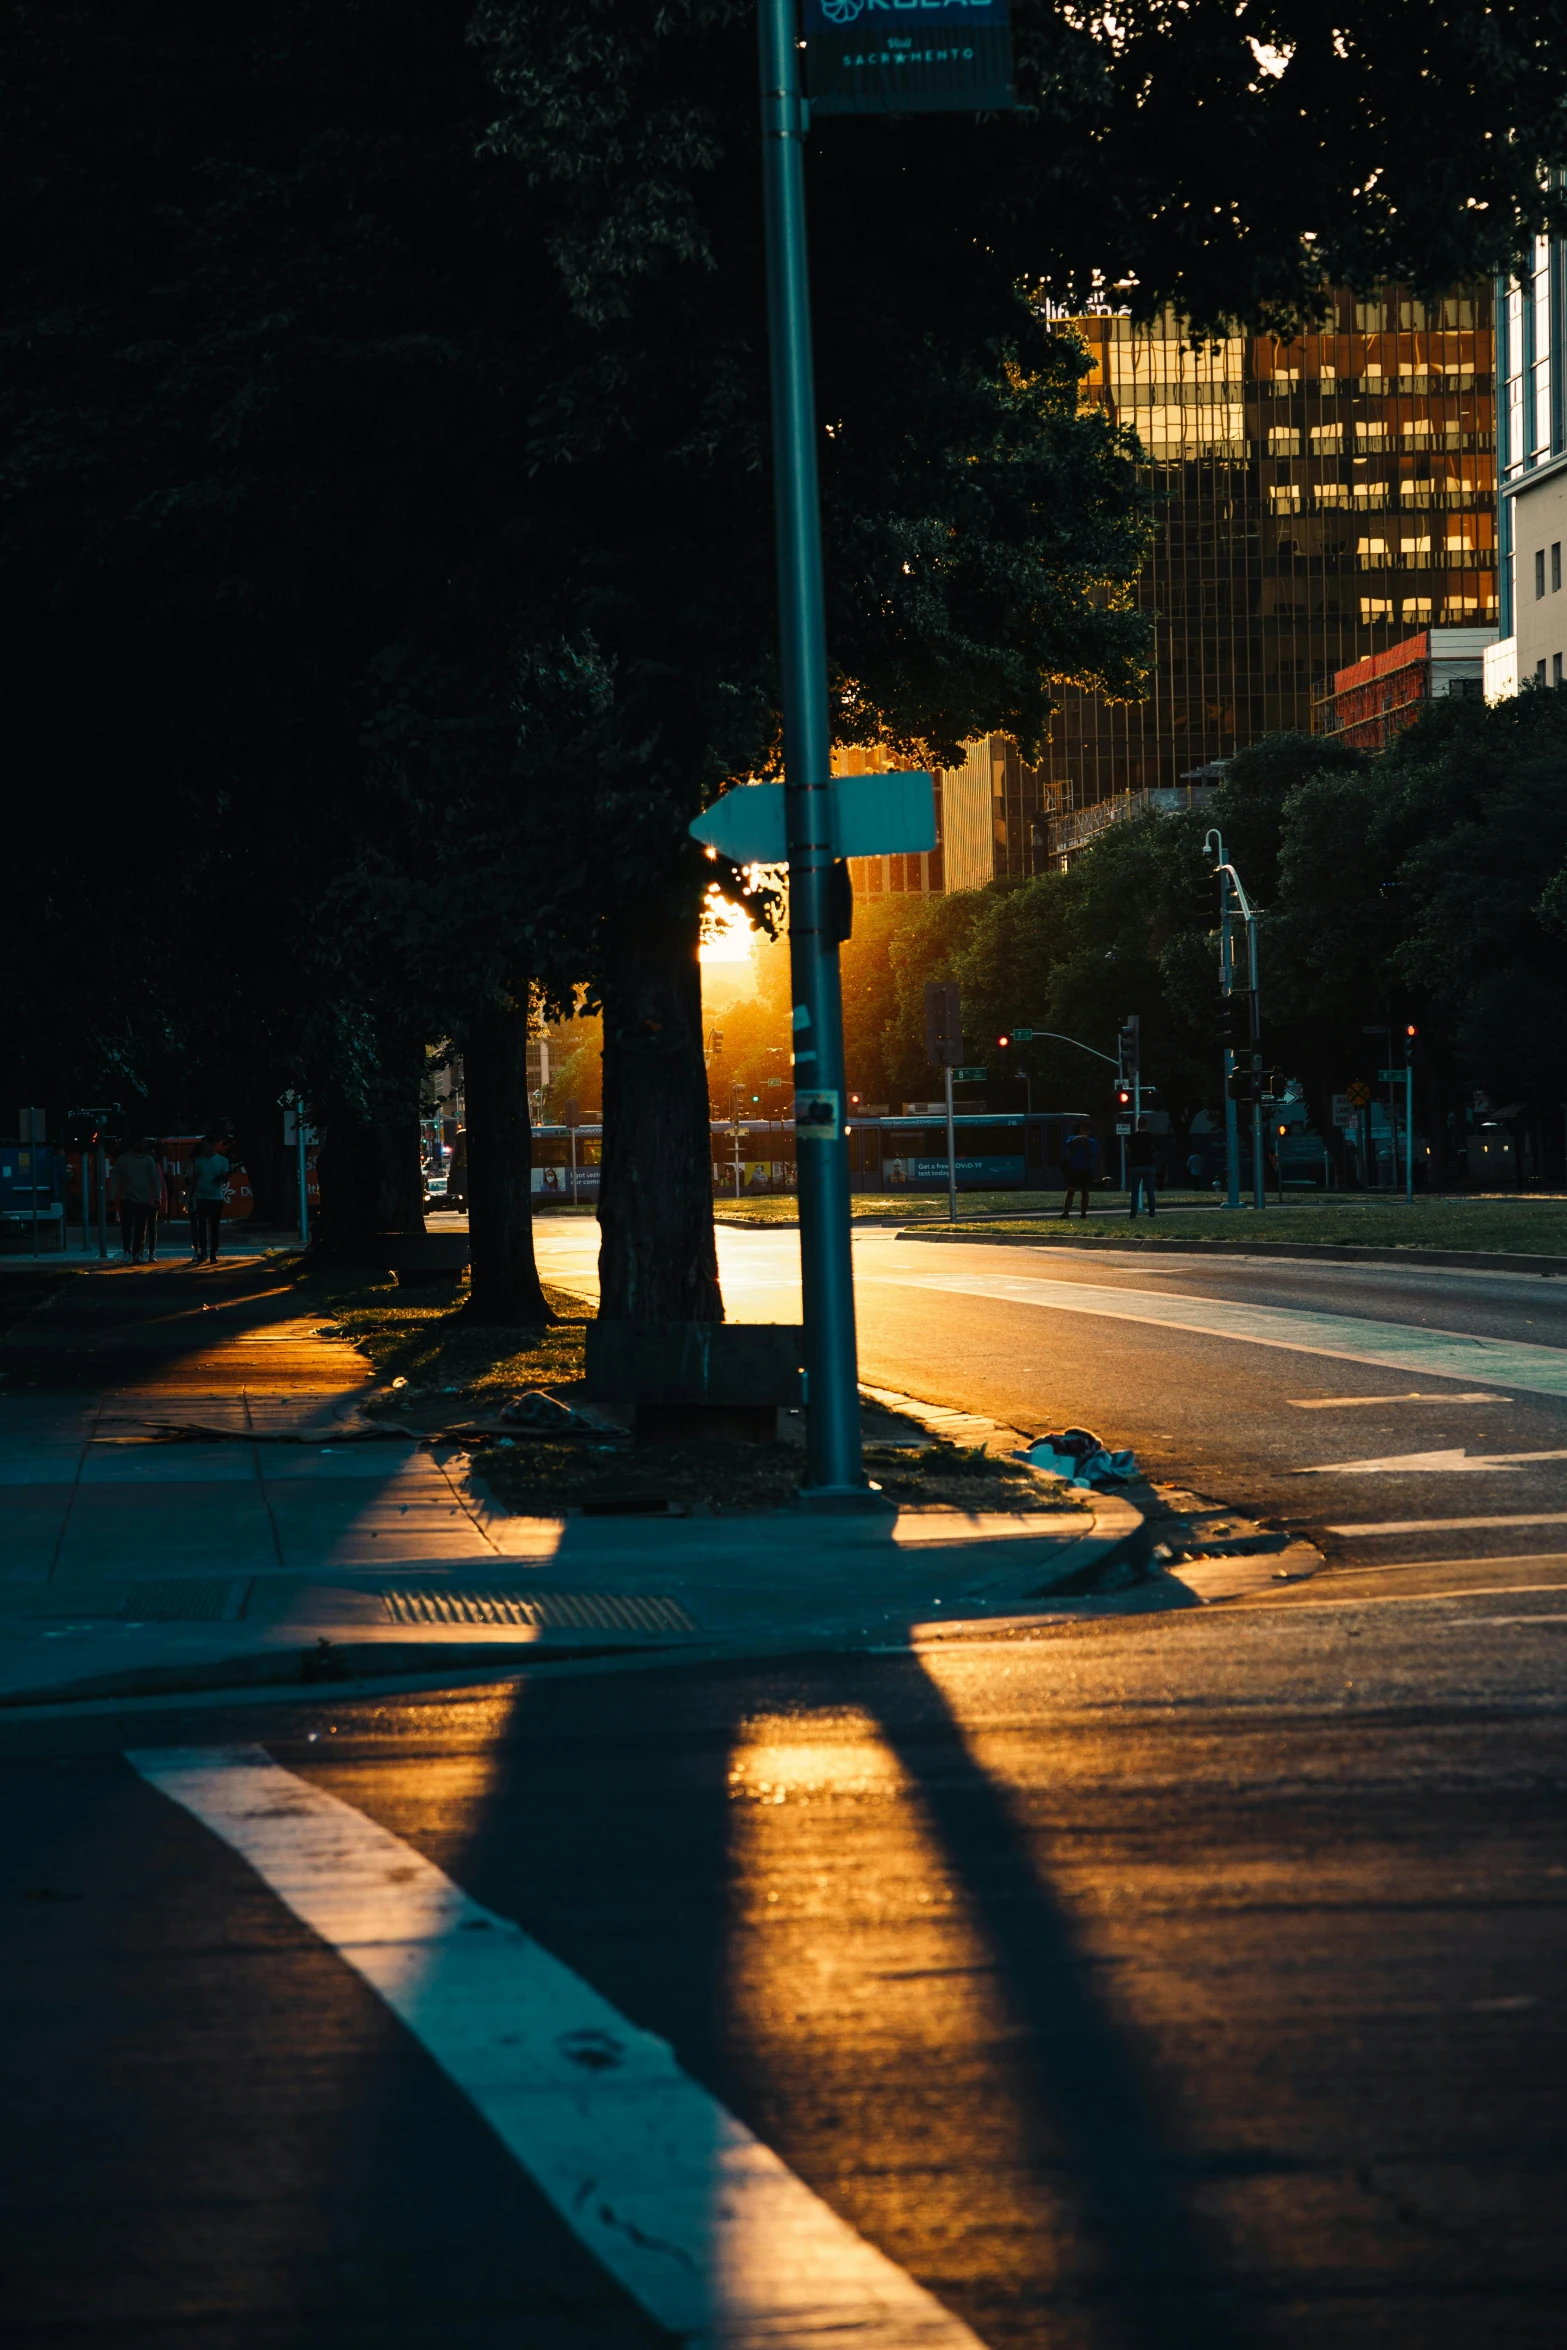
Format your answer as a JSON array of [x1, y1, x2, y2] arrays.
[[1311, 626, 1495, 752]]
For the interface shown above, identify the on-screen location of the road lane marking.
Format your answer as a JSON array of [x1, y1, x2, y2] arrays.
[[1244, 1579, 1567, 1611], [1301, 1552, 1567, 1579], [1458, 1615, 1567, 1626], [1288, 1393, 1504, 1408], [1296, 1448, 1567, 1476], [129, 1745, 985, 2350], [867, 1267, 1567, 1400], [1328, 1513, 1567, 1535]]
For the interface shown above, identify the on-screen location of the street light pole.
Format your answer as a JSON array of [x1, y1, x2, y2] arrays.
[[943, 1063, 958, 1226], [1207, 832, 1242, 1210], [1244, 898, 1264, 1212], [1207, 831, 1263, 1210], [758, 0, 862, 1494]]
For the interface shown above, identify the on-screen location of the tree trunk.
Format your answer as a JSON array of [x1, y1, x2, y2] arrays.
[[311, 1046, 426, 1264], [598, 901, 722, 1322], [464, 996, 551, 1324]]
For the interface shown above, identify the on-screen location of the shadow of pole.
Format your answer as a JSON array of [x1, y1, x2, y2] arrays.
[[872, 1654, 1243, 2350]]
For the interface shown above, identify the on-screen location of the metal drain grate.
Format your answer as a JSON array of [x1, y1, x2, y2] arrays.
[[122, 1577, 252, 1623], [382, 1587, 695, 1634]]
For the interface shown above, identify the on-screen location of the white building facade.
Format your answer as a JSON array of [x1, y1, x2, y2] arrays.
[[1496, 232, 1567, 693]]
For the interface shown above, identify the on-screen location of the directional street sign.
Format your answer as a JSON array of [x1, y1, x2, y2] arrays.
[[953, 1066, 988, 1083], [1378, 1068, 1408, 1082], [1009, 1026, 1035, 1041], [689, 772, 936, 865]]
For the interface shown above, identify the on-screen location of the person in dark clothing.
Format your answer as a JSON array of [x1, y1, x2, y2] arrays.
[[1061, 1122, 1098, 1217], [112, 1139, 167, 1263], [1128, 1115, 1159, 1217], [188, 1134, 230, 1263]]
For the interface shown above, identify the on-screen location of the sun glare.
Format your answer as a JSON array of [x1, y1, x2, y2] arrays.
[[699, 884, 756, 967]]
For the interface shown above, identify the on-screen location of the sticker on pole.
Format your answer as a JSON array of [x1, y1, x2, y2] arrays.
[[803, 0, 1015, 116], [794, 1088, 843, 1140]]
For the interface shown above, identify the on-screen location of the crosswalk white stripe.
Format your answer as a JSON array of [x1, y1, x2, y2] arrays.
[[869, 1267, 1567, 1400], [128, 1745, 986, 2350]]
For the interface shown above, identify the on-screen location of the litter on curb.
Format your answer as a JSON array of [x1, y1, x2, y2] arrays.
[[1017, 1426, 1139, 1488]]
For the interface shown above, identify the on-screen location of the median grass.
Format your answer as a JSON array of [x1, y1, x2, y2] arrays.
[[908, 1195, 1567, 1255]]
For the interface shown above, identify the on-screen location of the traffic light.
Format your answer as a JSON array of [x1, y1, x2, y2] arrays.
[[1118, 1014, 1141, 1075], [924, 979, 962, 1070], [1404, 1022, 1420, 1061], [1113, 1079, 1134, 1113], [996, 1033, 1011, 1050], [1217, 992, 1255, 1052], [1228, 1066, 1285, 1105]]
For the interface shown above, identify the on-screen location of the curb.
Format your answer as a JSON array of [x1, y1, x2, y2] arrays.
[[897, 1230, 1567, 1277], [0, 1632, 671, 1711], [0, 1493, 1157, 1714]]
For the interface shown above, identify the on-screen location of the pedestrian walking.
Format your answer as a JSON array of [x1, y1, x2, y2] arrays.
[[1060, 1121, 1098, 1218], [110, 1139, 168, 1264], [1128, 1115, 1159, 1219], [188, 1134, 230, 1264], [1186, 1148, 1205, 1189]]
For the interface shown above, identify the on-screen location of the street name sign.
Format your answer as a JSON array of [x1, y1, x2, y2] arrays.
[[803, 0, 1015, 115], [689, 771, 936, 865], [954, 1065, 988, 1082]]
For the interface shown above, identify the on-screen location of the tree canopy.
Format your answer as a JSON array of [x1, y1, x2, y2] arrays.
[[4, 0, 1565, 1245], [834, 693, 1567, 1181]]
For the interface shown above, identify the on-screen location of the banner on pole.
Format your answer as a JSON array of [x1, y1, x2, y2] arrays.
[[803, 0, 1015, 116]]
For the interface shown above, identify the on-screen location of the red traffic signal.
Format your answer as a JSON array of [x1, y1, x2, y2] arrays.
[[996, 1033, 1011, 1049], [1112, 1081, 1134, 1112]]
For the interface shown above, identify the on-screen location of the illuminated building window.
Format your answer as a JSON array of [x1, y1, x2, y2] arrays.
[[1027, 288, 1495, 851]]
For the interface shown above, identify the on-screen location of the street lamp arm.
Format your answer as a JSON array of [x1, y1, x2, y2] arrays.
[[1014, 1028, 1121, 1068], [1210, 860, 1258, 924]]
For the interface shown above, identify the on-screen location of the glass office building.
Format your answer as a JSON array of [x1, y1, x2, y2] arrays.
[[845, 287, 1496, 893], [1038, 290, 1497, 830]]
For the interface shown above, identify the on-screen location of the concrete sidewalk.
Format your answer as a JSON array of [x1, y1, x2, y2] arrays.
[[0, 1259, 1304, 1707]]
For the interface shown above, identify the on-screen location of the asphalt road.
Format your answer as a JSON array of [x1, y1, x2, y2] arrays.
[[5, 1614, 1564, 2348], [5, 1226, 1565, 2347], [535, 1222, 1567, 1598]]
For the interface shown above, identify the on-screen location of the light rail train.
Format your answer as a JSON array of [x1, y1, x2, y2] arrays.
[[529, 1111, 1091, 1201]]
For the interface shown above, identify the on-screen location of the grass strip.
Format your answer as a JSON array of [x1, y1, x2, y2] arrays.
[[907, 1197, 1567, 1254]]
